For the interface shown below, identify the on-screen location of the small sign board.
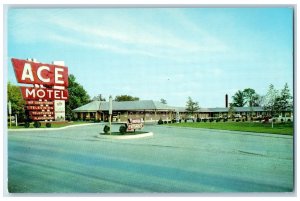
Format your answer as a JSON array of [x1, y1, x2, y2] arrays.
[[126, 118, 144, 131]]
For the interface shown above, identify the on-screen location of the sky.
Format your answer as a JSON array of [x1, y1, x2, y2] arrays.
[[6, 7, 294, 108]]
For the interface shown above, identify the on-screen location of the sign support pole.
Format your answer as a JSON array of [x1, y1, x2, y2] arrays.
[[8, 101, 12, 128], [109, 96, 112, 135]]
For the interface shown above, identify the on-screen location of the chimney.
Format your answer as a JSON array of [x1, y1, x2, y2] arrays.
[[225, 94, 228, 108]]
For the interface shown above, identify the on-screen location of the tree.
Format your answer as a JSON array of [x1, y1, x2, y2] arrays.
[[228, 103, 236, 119], [242, 88, 261, 119], [114, 95, 139, 102], [243, 88, 261, 107], [160, 98, 167, 104], [7, 82, 26, 122], [277, 83, 293, 117], [231, 90, 246, 107], [251, 94, 263, 107], [92, 94, 106, 101], [262, 84, 279, 117], [185, 97, 200, 117], [66, 74, 90, 120]]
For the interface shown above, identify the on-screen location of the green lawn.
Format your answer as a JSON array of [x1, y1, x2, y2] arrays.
[[7, 121, 94, 129], [166, 122, 294, 135]]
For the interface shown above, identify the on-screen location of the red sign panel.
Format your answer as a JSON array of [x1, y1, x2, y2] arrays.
[[26, 101, 54, 105], [26, 106, 54, 110], [31, 116, 55, 121], [12, 58, 69, 121], [11, 58, 68, 87], [20, 87, 68, 100], [29, 111, 54, 116]]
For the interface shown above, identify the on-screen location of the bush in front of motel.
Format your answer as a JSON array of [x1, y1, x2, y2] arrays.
[[119, 125, 126, 134], [103, 125, 110, 133], [24, 122, 30, 128], [46, 123, 52, 128], [158, 119, 163, 125], [33, 121, 41, 128]]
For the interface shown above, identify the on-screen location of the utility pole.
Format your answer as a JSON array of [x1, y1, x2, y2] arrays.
[[15, 114, 18, 127]]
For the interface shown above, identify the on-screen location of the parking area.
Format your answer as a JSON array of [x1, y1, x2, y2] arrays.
[[7, 124, 294, 193]]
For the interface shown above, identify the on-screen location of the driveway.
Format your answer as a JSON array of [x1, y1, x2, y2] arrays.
[[7, 124, 294, 193]]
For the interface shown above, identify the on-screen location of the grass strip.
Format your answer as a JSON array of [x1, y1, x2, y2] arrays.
[[165, 122, 293, 135]]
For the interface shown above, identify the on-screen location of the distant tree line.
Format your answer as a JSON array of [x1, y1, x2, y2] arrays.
[[231, 83, 293, 117], [184, 83, 292, 118]]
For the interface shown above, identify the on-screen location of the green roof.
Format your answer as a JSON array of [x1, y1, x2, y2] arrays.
[[73, 100, 174, 112], [73, 100, 265, 113]]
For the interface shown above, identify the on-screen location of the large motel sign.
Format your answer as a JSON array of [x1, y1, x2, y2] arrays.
[[11, 58, 69, 121]]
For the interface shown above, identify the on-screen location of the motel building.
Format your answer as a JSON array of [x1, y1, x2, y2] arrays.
[[73, 100, 175, 122], [72, 100, 293, 123]]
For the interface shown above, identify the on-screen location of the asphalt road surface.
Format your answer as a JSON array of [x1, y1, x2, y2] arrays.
[[7, 124, 294, 193]]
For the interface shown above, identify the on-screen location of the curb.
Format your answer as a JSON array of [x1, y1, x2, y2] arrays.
[[97, 132, 153, 140], [8, 123, 102, 132]]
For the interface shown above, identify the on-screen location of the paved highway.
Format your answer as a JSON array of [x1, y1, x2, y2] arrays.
[[7, 124, 294, 193]]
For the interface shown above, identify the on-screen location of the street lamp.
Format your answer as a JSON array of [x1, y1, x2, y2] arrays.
[[109, 95, 112, 135]]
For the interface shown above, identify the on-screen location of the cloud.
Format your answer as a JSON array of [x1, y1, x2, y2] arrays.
[[9, 9, 229, 61]]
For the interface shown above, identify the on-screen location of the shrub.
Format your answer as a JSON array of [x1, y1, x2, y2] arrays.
[[216, 118, 220, 122], [72, 117, 78, 121], [235, 119, 240, 122], [287, 119, 291, 122], [257, 117, 262, 121], [179, 119, 182, 123], [184, 119, 187, 123], [223, 118, 227, 122], [242, 119, 245, 122], [209, 118, 214, 122], [163, 121, 167, 124], [46, 123, 52, 128], [272, 118, 276, 123], [33, 121, 41, 128], [172, 119, 176, 123], [158, 119, 163, 125], [103, 125, 110, 133], [196, 118, 201, 122], [119, 125, 126, 134], [281, 118, 284, 123], [24, 122, 30, 128], [203, 118, 207, 122]]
